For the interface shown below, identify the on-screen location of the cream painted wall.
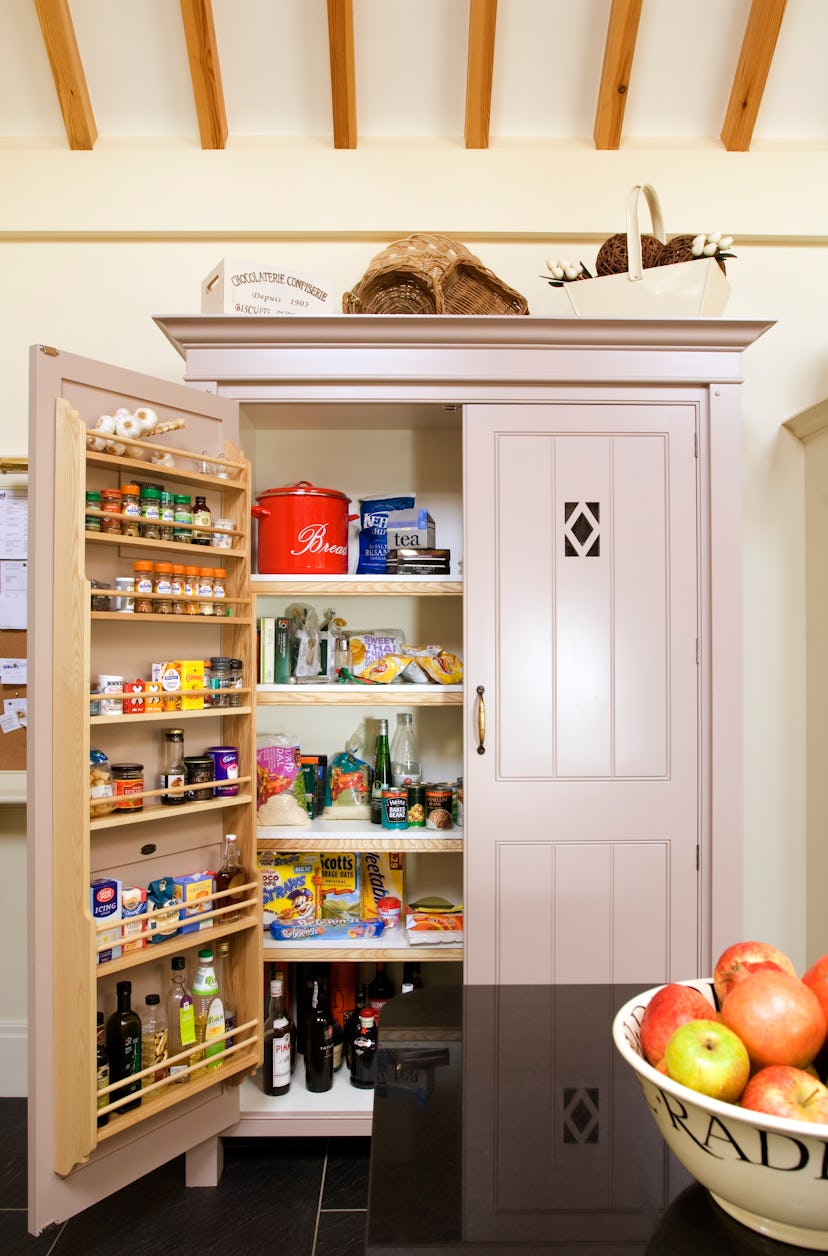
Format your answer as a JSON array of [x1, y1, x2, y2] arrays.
[[1, 139, 825, 1093]]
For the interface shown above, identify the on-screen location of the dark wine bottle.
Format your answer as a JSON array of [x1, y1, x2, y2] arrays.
[[343, 983, 367, 1071], [304, 976, 334, 1093], [370, 718, 392, 825], [350, 1009, 378, 1090], [368, 961, 395, 1023], [105, 980, 142, 1112]]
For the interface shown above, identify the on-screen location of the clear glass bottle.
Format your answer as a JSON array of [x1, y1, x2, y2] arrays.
[[160, 728, 186, 805], [213, 940, 235, 1049], [391, 712, 422, 787], [96, 1011, 110, 1127], [192, 495, 212, 545], [166, 955, 196, 1083], [371, 718, 392, 825], [192, 948, 225, 1073], [349, 1008, 378, 1090], [214, 833, 245, 921], [262, 977, 292, 1096], [105, 980, 142, 1112], [141, 993, 169, 1087]]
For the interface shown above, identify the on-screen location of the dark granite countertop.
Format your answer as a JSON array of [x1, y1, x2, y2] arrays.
[[366, 984, 821, 1254]]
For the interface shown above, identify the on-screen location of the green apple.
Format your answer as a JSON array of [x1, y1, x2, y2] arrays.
[[664, 1018, 750, 1102]]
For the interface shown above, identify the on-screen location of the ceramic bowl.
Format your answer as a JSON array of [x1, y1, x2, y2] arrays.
[[612, 979, 828, 1250]]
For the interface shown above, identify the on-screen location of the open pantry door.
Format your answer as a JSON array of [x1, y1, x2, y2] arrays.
[[28, 346, 261, 1233]]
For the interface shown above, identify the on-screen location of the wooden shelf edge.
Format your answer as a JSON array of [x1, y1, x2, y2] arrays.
[[91, 707, 252, 726], [90, 792, 254, 831], [262, 939, 463, 961], [95, 913, 261, 977], [252, 575, 462, 597], [256, 685, 462, 706]]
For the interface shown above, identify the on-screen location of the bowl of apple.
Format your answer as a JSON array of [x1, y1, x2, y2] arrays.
[[612, 942, 828, 1250]]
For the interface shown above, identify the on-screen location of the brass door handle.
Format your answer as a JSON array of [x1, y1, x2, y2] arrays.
[[476, 685, 486, 755]]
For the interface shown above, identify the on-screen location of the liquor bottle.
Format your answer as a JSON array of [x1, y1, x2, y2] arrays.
[[391, 712, 422, 786], [160, 728, 186, 805], [371, 718, 392, 825], [350, 1009, 378, 1090], [274, 969, 297, 1071], [343, 982, 367, 1071], [368, 962, 395, 1023], [215, 833, 245, 922], [192, 948, 225, 1072], [96, 1012, 110, 1128], [262, 977, 292, 1096], [191, 494, 212, 545], [167, 955, 196, 1083], [401, 962, 424, 994], [304, 975, 334, 1093], [214, 940, 236, 1049], [141, 993, 169, 1087], [105, 980, 142, 1112]]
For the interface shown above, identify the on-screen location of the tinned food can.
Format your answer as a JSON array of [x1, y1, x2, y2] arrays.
[[425, 784, 454, 831], [406, 783, 426, 828], [381, 787, 408, 830]]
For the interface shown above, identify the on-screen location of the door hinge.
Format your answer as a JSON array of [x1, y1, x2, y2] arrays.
[[40, 344, 59, 356]]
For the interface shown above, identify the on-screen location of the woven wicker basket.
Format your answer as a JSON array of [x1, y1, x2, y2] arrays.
[[343, 233, 528, 316]]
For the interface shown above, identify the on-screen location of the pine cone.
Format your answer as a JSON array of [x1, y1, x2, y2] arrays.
[[595, 233, 663, 276]]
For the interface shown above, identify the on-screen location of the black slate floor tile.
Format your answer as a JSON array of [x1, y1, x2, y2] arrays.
[[0, 1098, 27, 1208], [54, 1140, 325, 1256], [0, 1211, 63, 1256], [322, 1137, 371, 1210], [315, 1208, 367, 1256]]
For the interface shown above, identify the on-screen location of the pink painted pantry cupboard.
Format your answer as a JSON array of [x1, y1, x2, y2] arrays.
[[27, 316, 769, 1232]]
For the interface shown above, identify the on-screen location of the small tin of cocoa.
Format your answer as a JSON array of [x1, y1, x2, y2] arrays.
[[184, 755, 214, 801]]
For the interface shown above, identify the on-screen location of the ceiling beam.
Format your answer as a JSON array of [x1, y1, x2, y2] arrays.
[[33, 0, 97, 150], [179, 0, 228, 150], [327, 0, 357, 149], [721, 0, 787, 151], [465, 0, 497, 149], [593, 0, 642, 150]]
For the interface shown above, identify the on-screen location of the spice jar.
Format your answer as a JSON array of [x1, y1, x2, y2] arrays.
[[120, 484, 141, 537], [85, 490, 102, 532], [173, 495, 192, 543], [184, 565, 200, 614], [139, 485, 162, 538], [133, 560, 155, 613], [209, 656, 233, 708], [114, 576, 135, 613], [197, 568, 214, 615], [230, 658, 243, 707], [111, 762, 144, 811], [159, 491, 175, 541], [212, 568, 226, 607], [170, 565, 186, 615], [184, 755, 214, 801], [153, 562, 173, 613], [100, 488, 122, 534]]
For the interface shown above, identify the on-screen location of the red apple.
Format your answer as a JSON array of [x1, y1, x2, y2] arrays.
[[639, 983, 717, 1069], [741, 1065, 828, 1124], [664, 1019, 750, 1102], [721, 969, 827, 1070], [713, 940, 797, 1005], [802, 953, 828, 1032]]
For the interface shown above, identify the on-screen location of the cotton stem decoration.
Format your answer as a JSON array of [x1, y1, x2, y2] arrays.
[[541, 258, 592, 287], [656, 232, 736, 274]]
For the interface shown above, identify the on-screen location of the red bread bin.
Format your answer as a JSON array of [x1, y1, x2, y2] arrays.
[[252, 480, 351, 574]]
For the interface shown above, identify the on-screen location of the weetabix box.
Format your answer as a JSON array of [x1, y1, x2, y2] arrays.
[[91, 877, 122, 963], [201, 259, 334, 317], [173, 871, 215, 933], [360, 853, 404, 921]]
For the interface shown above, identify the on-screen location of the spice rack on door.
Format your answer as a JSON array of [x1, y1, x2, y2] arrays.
[[50, 400, 262, 1176]]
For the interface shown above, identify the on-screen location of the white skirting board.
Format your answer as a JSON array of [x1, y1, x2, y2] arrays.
[[0, 1021, 28, 1096]]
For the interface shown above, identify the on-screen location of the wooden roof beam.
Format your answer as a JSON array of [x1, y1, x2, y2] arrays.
[[327, 0, 357, 149], [593, 0, 642, 150], [33, 0, 97, 150], [179, 0, 228, 150], [721, 0, 787, 151], [465, 0, 497, 149]]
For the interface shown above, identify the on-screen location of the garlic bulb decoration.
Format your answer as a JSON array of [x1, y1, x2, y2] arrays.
[[691, 232, 734, 258], [94, 414, 117, 435], [134, 406, 158, 434]]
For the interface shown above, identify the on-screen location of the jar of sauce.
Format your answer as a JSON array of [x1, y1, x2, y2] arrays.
[[111, 762, 144, 811]]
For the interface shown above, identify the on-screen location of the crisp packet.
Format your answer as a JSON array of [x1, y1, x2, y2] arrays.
[[357, 494, 415, 574]]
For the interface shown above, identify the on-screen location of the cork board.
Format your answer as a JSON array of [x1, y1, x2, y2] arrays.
[[0, 629, 26, 770]]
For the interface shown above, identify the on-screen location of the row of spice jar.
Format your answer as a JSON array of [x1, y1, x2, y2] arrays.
[[90, 562, 229, 615], [92, 657, 244, 714], [86, 484, 234, 548]]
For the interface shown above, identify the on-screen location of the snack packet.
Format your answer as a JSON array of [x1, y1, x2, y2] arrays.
[[321, 750, 372, 820]]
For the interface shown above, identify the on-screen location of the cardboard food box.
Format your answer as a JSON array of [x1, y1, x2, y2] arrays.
[[320, 852, 360, 921], [259, 852, 321, 930], [173, 871, 215, 933], [91, 877, 122, 964], [121, 886, 147, 953], [385, 509, 436, 550], [360, 852, 404, 920], [201, 259, 334, 317]]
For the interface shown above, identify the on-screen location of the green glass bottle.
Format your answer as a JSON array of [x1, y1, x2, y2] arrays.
[[371, 718, 392, 825]]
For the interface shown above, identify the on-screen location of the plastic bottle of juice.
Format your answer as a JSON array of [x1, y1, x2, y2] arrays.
[[192, 948, 225, 1073]]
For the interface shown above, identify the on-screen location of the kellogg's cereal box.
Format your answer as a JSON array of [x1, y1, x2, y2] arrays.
[[259, 851, 321, 930]]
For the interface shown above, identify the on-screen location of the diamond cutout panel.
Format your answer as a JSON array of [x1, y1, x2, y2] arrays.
[[564, 501, 600, 557], [563, 1087, 600, 1144]]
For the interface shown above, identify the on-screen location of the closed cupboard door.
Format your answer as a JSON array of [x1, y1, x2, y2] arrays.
[[464, 398, 701, 984]]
